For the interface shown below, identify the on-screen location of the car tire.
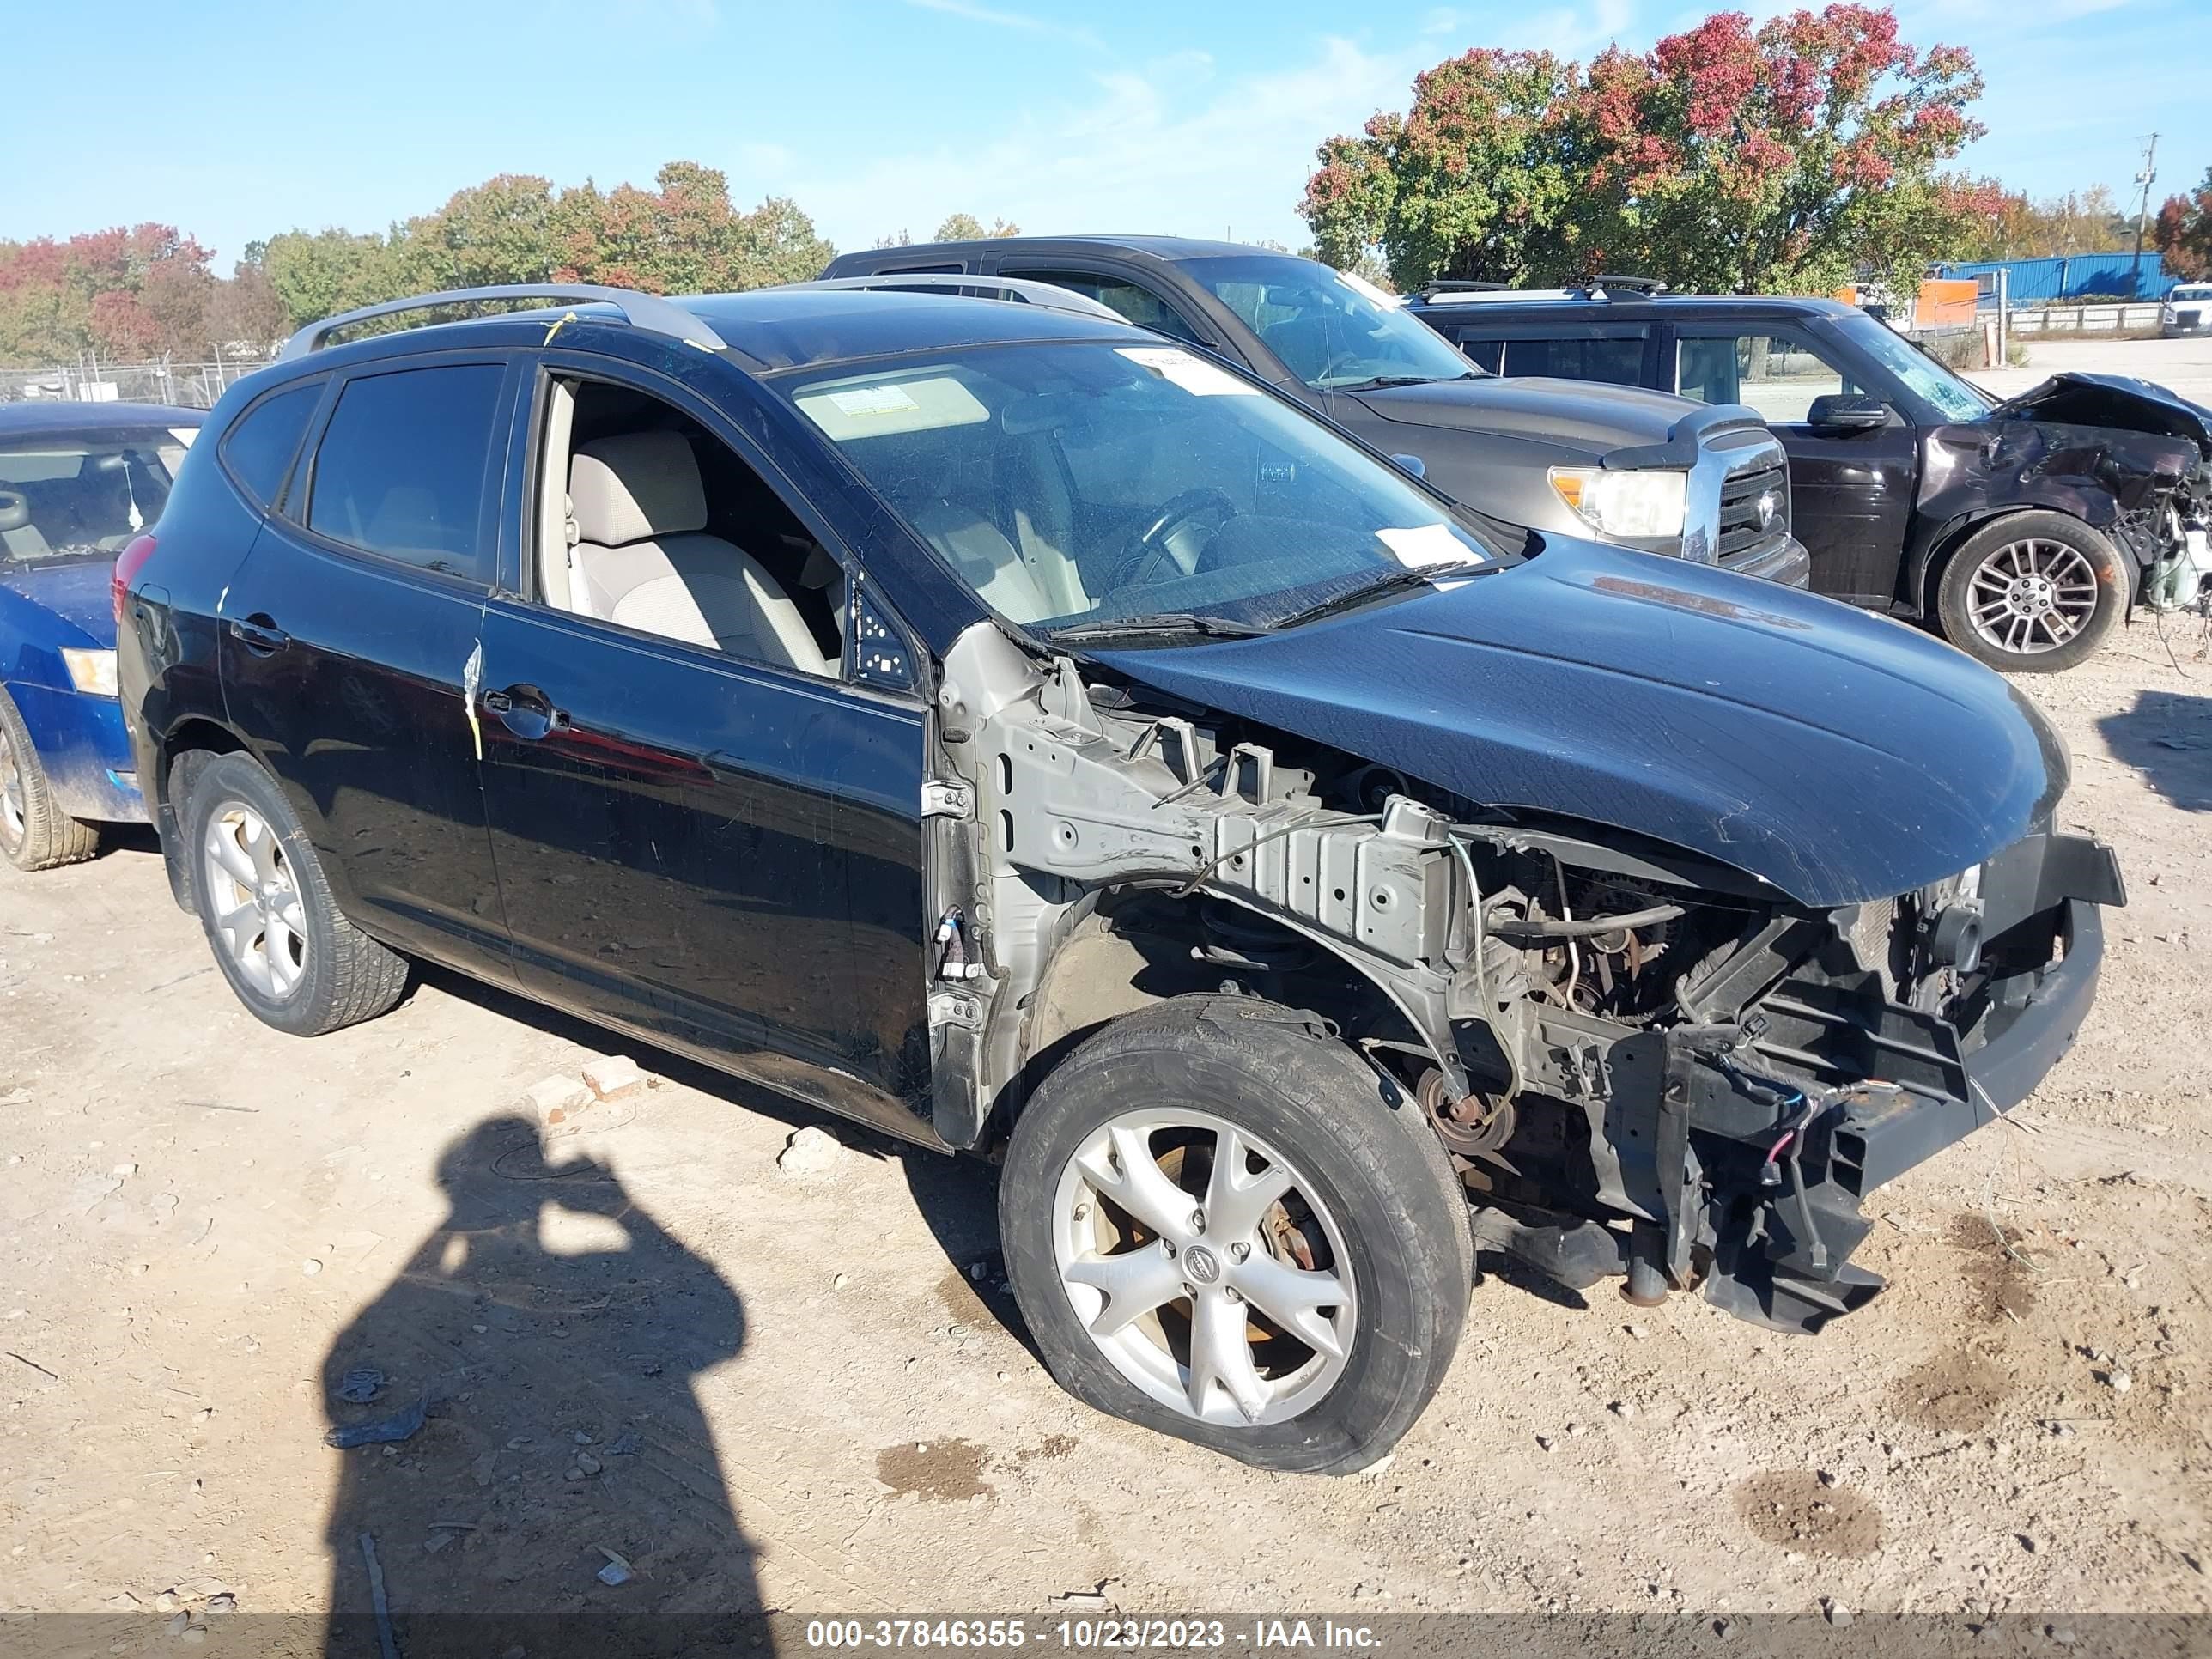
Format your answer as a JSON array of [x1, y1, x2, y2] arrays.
[[1936, 512, 2126, 673], [0, 689, 100, 872], [999, 993, 1472, 1474], [181, 751, 408, 1036]]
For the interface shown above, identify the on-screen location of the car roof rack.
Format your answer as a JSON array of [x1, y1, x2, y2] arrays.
[[792, 273, 1127, 323], [1581, 274, 1669, 297], [276, 283, 729, 362], [1419, 279, 1509, 297]]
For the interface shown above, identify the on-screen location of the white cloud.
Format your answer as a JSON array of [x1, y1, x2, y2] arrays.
[[902, 0, 1103, 51]]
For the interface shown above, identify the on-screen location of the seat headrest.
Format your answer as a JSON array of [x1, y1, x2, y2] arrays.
[[571, 432, 708, 546]]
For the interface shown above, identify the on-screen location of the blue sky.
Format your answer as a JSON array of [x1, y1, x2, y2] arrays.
[[6, 0, 2206, 266]]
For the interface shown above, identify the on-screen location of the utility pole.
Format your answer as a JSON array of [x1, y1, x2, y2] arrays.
[[2131, 131, 2160, 300]]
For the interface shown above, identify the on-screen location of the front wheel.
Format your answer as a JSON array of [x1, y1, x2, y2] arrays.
[[1935, 512, 2126, 673], [1000, 994, 1472, 1474]]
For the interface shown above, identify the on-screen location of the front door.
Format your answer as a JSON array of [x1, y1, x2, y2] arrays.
[[475, 358, 938, 1139], [218, 356, 515, 973], [1669, 325, 1918, 604]]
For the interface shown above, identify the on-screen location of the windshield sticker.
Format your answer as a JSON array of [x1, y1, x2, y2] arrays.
[[1115, 346, 1258, 398], [796, 374, 990, 441], [1377, 524, 1480, 569]]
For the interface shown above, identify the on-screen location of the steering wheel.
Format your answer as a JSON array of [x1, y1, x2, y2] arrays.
[[1103, 488, 1237, 593]]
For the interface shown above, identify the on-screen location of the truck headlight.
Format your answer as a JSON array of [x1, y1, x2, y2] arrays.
[[1547, 467, 1687, 540], [60, 648, 118, 697]]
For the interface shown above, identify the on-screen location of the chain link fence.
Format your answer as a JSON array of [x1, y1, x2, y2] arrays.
[[2, 354, 279, 411]]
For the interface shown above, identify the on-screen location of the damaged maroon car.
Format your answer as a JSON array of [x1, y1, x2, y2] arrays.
[[1408, 291, 2212, 672]]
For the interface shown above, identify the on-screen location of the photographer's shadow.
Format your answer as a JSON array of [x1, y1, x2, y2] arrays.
[[320, 1115, 759, 1654]]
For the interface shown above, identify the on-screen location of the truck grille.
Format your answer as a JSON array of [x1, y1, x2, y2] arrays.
[[1719, 459, 1792, 559]]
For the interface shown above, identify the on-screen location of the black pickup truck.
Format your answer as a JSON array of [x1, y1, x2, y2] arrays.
[[823, 238, 1808, 587], [1406, 284, 2212, 672]]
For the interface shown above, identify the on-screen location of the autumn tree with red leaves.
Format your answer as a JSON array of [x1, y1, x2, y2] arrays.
[[1303, 4, 1997, 296], [2154, 169, 2212, 282]]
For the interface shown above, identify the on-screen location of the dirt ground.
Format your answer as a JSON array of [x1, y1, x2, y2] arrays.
[[3, 338, 2210, 1629]]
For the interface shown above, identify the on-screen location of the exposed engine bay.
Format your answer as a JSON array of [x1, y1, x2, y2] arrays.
[[1974, 373, 2212, 614], [921, 622, 2124, 1334]]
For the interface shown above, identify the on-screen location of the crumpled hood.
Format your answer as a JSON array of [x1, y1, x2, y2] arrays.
[[0, 558, 115, 646], [1989, 372, 2212, 459], [1349, 375, 1709, 453], [1096, 536, 2066, 908]]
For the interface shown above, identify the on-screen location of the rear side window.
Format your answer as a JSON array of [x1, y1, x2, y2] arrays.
[[307, 364, 505, 582], [1504, 337, 1645, 386], [222, 381, 322, 507]]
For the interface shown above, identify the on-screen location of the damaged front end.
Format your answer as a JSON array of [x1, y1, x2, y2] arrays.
[[1962, 372, 2212, 614], [924, 605, 2124, 1337]]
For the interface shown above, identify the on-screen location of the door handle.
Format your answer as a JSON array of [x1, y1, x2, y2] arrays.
[[228, 615, 289, 655], [482, 682, 568, 741]]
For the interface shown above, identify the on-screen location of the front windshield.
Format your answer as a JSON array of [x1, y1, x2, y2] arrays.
[[1831, 313, 1991, 422], [1183, 255, 1481, 391], [781, 341, 1506, 635], [0, 427, 194, 566], [2172, 286, 2212, 302]]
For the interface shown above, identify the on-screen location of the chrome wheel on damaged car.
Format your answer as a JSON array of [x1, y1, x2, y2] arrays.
[[1054, 1108, 1356, 1428], [1937, 510, 2124, 673], [1001, 996, 1471, 1475]]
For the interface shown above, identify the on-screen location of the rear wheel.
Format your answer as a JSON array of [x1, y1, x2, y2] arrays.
[[1000, 994, 1472, 1474], [181, 752, 408, 1036], [1936, 512, 2125, 673], [0, 690, 100, 872]]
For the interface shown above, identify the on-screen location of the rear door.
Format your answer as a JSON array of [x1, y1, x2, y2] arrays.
[[218, 354, 516, 975], [1666, 323, 1917, 604]]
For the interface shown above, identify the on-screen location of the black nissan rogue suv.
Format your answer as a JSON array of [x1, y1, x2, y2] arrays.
[[1407, 285, 2212, 672], [116, 280, 2119, 1475]]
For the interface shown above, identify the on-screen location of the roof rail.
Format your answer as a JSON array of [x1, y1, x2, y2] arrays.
[[1419, 278, 1509, 297], [793, 273, 1127, 323], [1584, 274, 1669, 296], [276, 283, 728, 362]]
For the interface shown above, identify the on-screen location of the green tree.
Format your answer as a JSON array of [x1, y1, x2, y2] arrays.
[[932, 213, 1021, 241], [261, 228, 404, 330], [1304, 4, 1994, 296]]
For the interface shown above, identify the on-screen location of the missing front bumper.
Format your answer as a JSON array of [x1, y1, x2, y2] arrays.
[[1700, 892, 2107, 1334]]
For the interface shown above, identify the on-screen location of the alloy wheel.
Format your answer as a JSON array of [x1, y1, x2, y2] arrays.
[[1966, 537, 2100, 657], [202, 802, 307, 998], [0, 725, 24, 853], [1051, 1108, 1356, 1428]]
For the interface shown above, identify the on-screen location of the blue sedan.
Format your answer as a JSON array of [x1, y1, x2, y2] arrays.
[[1, 400, 202, 869]]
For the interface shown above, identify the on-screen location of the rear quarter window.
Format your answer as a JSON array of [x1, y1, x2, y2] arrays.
[[306, 363, 506, 584], [220, 380, 324, 508]]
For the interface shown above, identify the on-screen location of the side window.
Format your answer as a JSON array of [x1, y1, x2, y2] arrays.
[[221, 380, 322, 508], [1453, 337, 1504, 374], [1002, 269, 1205, 344], [532, 375, 846, 682], [1676, 332, 1845, 424], [1504, 336, 1645, 386], [307, 363, 505, 582]]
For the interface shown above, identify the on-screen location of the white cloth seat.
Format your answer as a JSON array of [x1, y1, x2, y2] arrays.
[[568, 432, 831, 678]]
